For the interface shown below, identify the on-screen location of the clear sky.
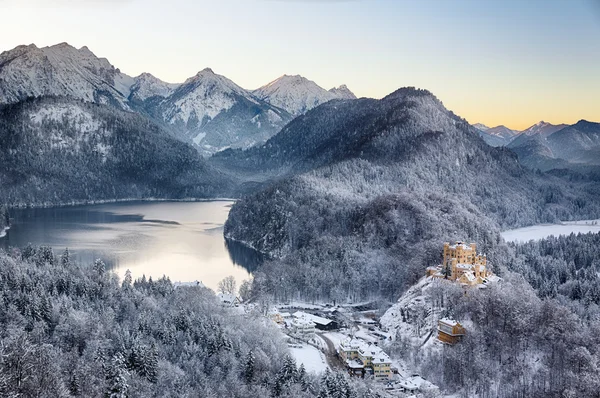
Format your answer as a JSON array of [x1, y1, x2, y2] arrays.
[[0, 0, 599, 130]]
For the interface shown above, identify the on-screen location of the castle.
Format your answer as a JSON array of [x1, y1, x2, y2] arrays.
[[426, 241, 492, 286]]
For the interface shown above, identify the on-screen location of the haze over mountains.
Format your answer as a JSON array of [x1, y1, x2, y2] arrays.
[[0, 43, 355, 155]]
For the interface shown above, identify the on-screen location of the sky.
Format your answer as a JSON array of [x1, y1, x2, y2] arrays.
[[0, 0, 599, 130]]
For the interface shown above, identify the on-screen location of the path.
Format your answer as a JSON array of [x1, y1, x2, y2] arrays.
[[317, 333, 345, 370]]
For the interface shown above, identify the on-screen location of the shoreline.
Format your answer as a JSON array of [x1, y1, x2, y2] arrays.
[[6, 197, 238, 210]]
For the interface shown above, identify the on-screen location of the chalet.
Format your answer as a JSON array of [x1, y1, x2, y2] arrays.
[[292, 311, 338, 331], [437, 318, 465, 345], [426, 241, 493, 286], [217, 293, 242, 307]]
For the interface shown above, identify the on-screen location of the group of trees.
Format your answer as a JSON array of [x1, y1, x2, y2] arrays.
[[0, 245, 387, 397], [0, 96, 232, 206], [224, 89, 600, 304], [392, 273, 600, 398], [507, 232, 600, 314]]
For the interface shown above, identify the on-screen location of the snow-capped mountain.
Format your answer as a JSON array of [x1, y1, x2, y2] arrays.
[[0, 43, 297, 155], [472, 123, 490, 131], [253, 75, 355, 116], [472, 123, 519, 147], [507, 120, 600, 171], [0, 43, 133, 109], [155, 68, 292, 154], [328, 84, 356, 100], [517, 120, 568, 138], [128, 72, 180, 102]]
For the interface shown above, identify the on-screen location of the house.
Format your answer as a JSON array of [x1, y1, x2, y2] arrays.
[[217, 293, 242, 307], [437, 318, 466, 345], [292, 311, 338, 331], [290, 315, 316, 341], [338, 338, 393, 381], [426, 241, 494, 286]]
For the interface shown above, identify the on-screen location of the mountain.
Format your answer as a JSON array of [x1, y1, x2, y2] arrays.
[[0, 96, 232, 206], [472, 123, 490, 131], [128, 72, 180, 102], [507, 120, 600, 171], [472, 123, 518, 147], [253, 74, 356, 116], [328, 84, 356, 99], [547, 120, 600, 164], [0, 43, 293, 155], [152, 68, 292, 155], [221, 87, 600, 304], [519, 120, 568, 138], [0, 43, 133, 109]]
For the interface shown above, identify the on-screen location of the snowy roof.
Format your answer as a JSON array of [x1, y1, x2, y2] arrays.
[[461, 271, 476, 282], [292, 316, 316, 328], [439, 318, 459, 327], [174, 280, 205, 288], [292, 311, 333, 326], [347, 359, 364, 369], [217, 293, 241, 304]]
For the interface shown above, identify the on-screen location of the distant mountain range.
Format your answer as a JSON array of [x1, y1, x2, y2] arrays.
[[473, 120, 599, 171], [0, 43, 355, 155]]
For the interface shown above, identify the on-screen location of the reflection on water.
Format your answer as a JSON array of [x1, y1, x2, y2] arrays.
[[225, 239, 266, 273], [0, 201, 263, 291]]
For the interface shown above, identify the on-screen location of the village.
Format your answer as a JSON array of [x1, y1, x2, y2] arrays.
[[205, 241, 500, 396]]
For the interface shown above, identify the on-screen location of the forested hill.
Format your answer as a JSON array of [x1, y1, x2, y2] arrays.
[[223, 87, 600, 302], [0, 96, 233, 206]]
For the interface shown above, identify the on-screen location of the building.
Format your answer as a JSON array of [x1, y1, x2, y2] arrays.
[[290, 316, 316, 341], [292, 311, 338, 331], [426, 241, 492, 286], [217, 293, 242, 307], [338, 338, 393, 381], [437, 318, 466, 345]]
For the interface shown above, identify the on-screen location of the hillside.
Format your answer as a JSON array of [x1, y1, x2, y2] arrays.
[[508, 120, 600, 171], [222, 88, 600, 302], [0, 96, 232, 206]]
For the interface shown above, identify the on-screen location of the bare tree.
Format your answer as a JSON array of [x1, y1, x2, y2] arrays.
[[218, 276, 237, 295]]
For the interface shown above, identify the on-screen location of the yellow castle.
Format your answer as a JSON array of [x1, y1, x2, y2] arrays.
[[426, 241, 491, 286]]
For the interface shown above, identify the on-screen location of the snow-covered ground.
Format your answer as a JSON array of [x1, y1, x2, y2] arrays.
[[501, 220, 600, 243], [288, 344, 329, 374]]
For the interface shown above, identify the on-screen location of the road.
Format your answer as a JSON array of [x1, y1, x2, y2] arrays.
[[317, 333, 346, 370]]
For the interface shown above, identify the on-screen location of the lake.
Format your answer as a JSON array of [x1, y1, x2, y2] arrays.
[[0, 201, 262, 291], [501, 219, 600, 243]]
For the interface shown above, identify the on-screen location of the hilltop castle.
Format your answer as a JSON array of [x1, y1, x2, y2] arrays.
[[426, 241, 493, 286]]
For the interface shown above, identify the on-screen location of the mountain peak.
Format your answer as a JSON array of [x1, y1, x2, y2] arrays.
[[328, 84, 356, 99], [383, 87, 435, 101], [254, 74, 355, 116], [200, 67, 215, 74]]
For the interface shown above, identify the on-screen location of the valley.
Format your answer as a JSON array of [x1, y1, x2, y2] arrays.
[[0, 21, 599, 395]]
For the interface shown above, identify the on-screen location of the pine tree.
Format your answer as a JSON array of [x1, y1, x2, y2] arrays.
[[243, 350, 255, 383], [105, 353, 129, 398]]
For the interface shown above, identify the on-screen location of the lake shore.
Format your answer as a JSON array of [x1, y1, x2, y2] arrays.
[[6, 197, 237, 210]]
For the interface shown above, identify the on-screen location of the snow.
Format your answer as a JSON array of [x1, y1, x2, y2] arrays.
[[288, 344, 328, 374], [253, 74, 355, 116], [0, 42, 129, 109], [129, 72, 180, 101], [501, 220, 600, 243]]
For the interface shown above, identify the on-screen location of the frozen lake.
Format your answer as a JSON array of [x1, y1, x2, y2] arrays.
[[501, 219, 600, 243], [0, 201, 262, 290]]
